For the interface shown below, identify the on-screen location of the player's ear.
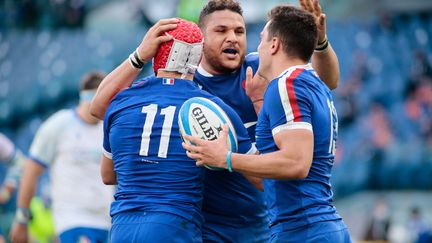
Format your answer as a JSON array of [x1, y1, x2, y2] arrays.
[[270, 37, 280, 55]]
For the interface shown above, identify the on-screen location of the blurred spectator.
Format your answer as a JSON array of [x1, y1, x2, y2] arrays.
[[404, 78, 432, 142], [410, 49, 432, 81], [364, 198, 391, 241], [358, 103, 395, 188], [336, 76, 361, 127]]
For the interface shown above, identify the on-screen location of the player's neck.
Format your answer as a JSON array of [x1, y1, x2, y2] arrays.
[[157, 70, 194, 81], [272, 56, 307, 79], [76, 103, 99, 125]]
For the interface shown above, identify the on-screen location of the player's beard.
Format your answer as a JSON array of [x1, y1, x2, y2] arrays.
[[203, 48, 245, 74]]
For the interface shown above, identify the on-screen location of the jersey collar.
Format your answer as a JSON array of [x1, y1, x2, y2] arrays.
[[197, 64, 214, 77], [278, 63, 312, 78]]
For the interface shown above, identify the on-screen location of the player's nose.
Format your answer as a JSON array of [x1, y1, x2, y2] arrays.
[[225, 30, 238, 43]]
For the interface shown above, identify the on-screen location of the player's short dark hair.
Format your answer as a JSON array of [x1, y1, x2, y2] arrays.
[[198, 0, 243, 29], [267, 5, 317, 62], [79, 71, 106, 91]]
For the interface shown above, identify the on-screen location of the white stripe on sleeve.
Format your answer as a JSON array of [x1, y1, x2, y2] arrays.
[[102, 148, 112, 160], [272, 122, 313, 136]]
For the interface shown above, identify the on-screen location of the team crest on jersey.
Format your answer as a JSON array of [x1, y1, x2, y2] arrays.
[[162, 78, 175, 85]]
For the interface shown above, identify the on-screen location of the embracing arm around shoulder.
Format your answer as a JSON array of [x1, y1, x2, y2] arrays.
[[100, 155, 117, 185]]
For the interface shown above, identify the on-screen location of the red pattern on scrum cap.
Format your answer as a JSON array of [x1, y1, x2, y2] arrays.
[[153, 18, 204, 74]]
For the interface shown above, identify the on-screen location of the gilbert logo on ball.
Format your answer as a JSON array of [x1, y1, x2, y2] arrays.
[[179, 97, 238, 170], [153, 18, 203, 76]]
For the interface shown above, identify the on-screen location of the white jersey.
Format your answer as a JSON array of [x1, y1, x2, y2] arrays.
[[29, 109, 113, 234]]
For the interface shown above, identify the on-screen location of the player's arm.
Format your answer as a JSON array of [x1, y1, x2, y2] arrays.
[[0, 150, 26, 204], [184, 127, 313, 179], [0, 133, 21, 204], [300, 0, 339, 90], [232, 129, 313, 179], [90, 18, 179, 119], [10, 159, 45, 243], [101, 155, 117, 185]]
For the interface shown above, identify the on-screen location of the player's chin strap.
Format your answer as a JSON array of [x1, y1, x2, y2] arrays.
[[160, 34, 203, 79]]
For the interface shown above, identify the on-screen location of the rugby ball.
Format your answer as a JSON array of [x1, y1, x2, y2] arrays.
[[179, 97, 238, 170]]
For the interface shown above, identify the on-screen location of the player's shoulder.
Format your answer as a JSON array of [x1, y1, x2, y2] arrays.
[[39, 109, 73, 132], [45, 109, 73, 124], [111, 76, 156, 104], [206, 96, 241, 123], [278, 64, 320, 87], [131, 75, 156, 87], [204, 95, 226, 108]]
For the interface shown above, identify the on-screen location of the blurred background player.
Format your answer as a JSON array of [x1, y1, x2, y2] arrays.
[[184, 5, 351, 242], [100, 18, 256, 242], [90, 0, 340, 242], [0, 134, 55, 243], [0, 133, 26, 243], [0, 133, 25, 206], [9, 72, 114, 243]]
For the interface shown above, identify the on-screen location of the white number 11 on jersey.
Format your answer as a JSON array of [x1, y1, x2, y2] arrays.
[[140, 104, 176, 158]]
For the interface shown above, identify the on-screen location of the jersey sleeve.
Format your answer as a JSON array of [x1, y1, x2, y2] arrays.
[[102, 104, 114, 160], [29, 110, 67, 167], [213, 98, 256, 155], [265, 73, 313, 136]]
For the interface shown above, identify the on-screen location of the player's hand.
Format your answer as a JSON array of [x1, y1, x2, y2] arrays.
[[182, 125, 229, 169], [299, 0, 326, 43], [136, 18, 179, 62], [245, 66, 268, 103], [10, 223, 28, 243]]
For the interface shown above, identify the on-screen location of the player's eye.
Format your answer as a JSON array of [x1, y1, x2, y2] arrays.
[[236, 29, 245, 34]]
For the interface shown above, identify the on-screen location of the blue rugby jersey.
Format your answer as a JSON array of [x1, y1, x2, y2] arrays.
[[256, 64, 341, 233], [194, 53, 268, 225], [102, 76, 254, 228]]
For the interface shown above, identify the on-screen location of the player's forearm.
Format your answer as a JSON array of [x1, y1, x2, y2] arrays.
[[100, 156, 117, 185], [90, 59, 141, 119], [311, 43, 340, 90], [231, 151, 311, 180], [16, 160, 44, 209], [252, 100, 263, 115]]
